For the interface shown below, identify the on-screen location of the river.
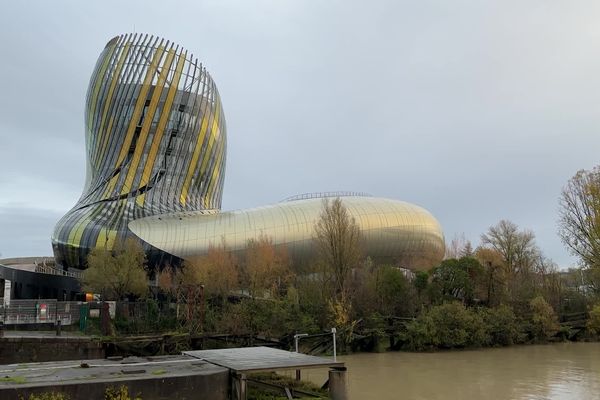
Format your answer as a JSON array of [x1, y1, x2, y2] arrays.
[[298, 342, 600, 399]]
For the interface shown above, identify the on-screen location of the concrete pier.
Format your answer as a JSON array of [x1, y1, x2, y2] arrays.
[[0, 355, 229, 400], [0, 331, 104, 363], [329, 367, 349, 400]]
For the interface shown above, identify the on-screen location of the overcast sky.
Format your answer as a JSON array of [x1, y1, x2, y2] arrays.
[[1, 0, 599, 267]]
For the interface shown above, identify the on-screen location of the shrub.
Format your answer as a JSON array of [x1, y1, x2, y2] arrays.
[[22, 393, 69, 400], [587, 304, 600, 336], [105, 385, 141, 400], [529, 296, 559, 341], [478, 305, 523, 346], [213, 298, 319, 340], [402, 313, 438, 351], [402, 302, 487, 350]]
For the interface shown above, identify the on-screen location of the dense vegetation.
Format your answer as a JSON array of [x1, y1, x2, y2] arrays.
[[86, 166, 600, 352]]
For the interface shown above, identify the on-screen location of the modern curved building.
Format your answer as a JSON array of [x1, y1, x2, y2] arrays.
[[52, 34, 445, 271], [129, 194, 444, 270], [52, 34, 226, 268]]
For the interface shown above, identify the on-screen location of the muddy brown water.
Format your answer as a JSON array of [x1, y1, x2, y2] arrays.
[[296, 342, 600, 399]]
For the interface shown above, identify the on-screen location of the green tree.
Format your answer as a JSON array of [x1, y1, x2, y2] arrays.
[[84, 239, 148, 300], [429, 257, 483, 304], [352, 265, 416, 317], [294, 274, 330, 329], [375, 266, 411, 316], [413, 271, 429, 304]]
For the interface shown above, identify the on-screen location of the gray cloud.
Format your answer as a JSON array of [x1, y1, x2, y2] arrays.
[[1, 0, 599, 266], [0, 207, 61, 258]]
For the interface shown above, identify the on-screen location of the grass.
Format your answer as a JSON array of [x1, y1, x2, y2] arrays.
[[0, 375, 27, 384], [150, 369, 166, 375]]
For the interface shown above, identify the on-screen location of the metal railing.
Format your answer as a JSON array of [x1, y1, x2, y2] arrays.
[[0, 300, 83, 325], [282, 191, 372, 202], [34, 264, 83, 279]]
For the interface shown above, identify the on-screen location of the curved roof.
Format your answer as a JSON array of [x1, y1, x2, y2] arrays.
[[129, 196, 445, 270]]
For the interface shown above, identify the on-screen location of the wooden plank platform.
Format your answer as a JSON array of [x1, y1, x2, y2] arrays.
[[184, 346, 344, 373]]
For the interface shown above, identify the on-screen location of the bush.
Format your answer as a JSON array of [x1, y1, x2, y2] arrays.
[[478, 305, 523, 346], [213, 298, 320, 340], [113, 299, 178, 335], [529, 296, 559, 341], [105, 385, 141, 400], [587, 304, 600, 336], [402, 302, 487, 350], [22, 393, 69, 400], [402, 313, 438, 351]]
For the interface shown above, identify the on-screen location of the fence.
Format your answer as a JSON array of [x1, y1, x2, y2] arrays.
[[0, 300, 179, 331], [0, 300, 84, 326]]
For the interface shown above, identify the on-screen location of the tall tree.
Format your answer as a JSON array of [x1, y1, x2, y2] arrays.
[[475, 247, 507, 306], [84, 239, 148, 300], [558, 166, 600, 270], [314, 197, 362, 299], [481, 220, 539, 275]]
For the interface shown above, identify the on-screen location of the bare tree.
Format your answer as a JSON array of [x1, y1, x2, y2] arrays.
[[243, 235, 291, 298], [460, 241, 474, 258], [314, 198, 361, 299], [481, 220, 539, 275], [446, 233, 473, 259], [157, 265, 177, 300], [184, 241, 238, 300], [558, 166, 600, 269], [84, 239, 148, 300], [446, 233, 465, 259]]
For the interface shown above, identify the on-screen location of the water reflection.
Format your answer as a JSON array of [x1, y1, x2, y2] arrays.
[[299, 342, 600, 399]]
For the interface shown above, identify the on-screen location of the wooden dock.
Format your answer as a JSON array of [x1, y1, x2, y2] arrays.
[[184, 346, 347, 399]]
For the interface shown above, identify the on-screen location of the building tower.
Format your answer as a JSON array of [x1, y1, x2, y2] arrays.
[[52, 34, 226, 269]]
